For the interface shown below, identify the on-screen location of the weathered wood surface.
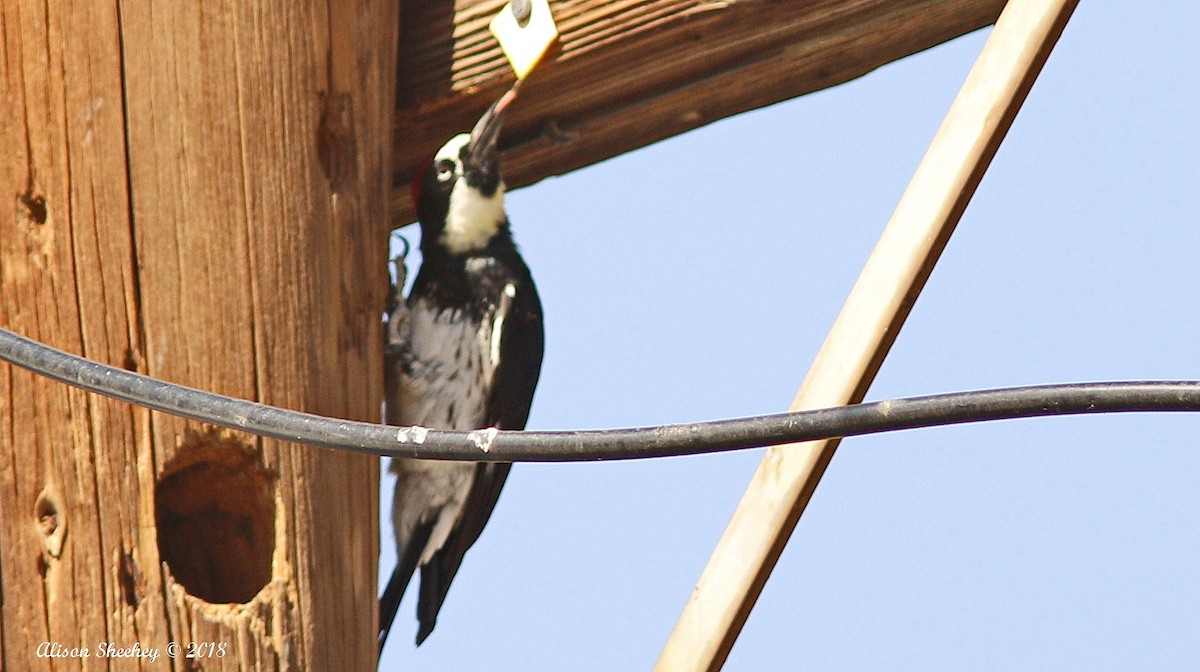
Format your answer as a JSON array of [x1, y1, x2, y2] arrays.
[[1, 0, 397, 669], [1, 2, 147, 668], [391, 0, 1008, 226]]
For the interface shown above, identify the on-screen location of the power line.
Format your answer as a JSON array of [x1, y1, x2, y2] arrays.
[[2, 326, 1197, 462]]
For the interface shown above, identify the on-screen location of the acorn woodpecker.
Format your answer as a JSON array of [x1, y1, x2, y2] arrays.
[[379, 88, 544, 650]]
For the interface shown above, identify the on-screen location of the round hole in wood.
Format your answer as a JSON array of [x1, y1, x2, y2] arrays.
[[155, 432, 274, 604]]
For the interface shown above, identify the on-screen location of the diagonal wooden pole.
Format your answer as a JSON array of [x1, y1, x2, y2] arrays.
[[654, 0, 1080, 669]]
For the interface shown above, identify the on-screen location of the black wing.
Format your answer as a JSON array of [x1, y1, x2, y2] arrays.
[[414, 266, 544, 643]]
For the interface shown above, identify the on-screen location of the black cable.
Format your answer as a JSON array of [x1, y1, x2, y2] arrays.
[[2, 326, 1198, 462]]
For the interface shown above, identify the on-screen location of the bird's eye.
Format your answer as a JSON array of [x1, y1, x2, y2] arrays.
[[435, 160, 455, 182]]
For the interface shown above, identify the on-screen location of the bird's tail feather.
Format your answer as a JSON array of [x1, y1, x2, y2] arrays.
[[379, 519, 433, 653]]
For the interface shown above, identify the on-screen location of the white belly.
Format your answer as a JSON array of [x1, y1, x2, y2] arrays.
[[390, 458, 476, 564], [394, 300, 501, 431], [389, 297, 507, 564]]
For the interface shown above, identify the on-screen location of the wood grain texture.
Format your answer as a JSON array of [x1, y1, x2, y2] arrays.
[[390, 0, 1008, 226], [1, 0, 154, 669], [2, 0, 398, 668]]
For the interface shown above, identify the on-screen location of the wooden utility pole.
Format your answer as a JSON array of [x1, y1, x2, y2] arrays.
[[2, 0, 397, 669], [3, 1, 1026, 669]]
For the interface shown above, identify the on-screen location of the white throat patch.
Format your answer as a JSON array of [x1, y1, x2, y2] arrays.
[[435, 133, 506, 255], [443, 178, 506, 254]]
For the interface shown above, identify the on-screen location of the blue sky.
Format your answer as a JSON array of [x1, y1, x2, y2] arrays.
[[380, 3, 1199, 669]]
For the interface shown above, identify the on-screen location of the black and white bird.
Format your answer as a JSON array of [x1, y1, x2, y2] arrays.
[[379, 88, 544, 650]]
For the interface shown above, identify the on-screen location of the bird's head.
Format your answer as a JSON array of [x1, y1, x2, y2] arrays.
[[412, 88, 517, 256]]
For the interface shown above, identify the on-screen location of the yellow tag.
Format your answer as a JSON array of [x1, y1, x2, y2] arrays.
[[489, 0, 558, 80]]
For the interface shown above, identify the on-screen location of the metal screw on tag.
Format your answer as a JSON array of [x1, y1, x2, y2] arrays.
[[490, 0, 559, 80], [512, 0, 531, 27]]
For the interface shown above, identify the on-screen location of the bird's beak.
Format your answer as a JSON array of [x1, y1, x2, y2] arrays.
[[464, 86, 519, 170]]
